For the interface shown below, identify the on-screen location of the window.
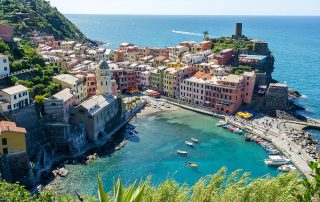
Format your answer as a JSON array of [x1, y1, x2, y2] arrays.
[[4, 67, 8, 71], [14, 95, 17, 99], [2, 138, 7, 146], [3, 59, 7, 63], [3, 148, 8, 155]]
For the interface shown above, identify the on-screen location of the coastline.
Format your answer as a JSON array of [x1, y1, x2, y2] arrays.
[[144, 96, 317, 177]]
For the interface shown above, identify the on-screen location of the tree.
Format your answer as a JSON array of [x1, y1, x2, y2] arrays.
[[203, 31, 209, 40]]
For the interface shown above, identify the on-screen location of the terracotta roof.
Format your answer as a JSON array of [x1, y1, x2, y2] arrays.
[[0, 121, 26, 134], [193, 72, 213, 80]]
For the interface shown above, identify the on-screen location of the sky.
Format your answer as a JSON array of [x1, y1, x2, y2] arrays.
[[48, 0, 320, 16]]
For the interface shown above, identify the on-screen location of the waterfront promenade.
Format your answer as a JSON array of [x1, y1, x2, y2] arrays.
[[225, 116, 313, 177]]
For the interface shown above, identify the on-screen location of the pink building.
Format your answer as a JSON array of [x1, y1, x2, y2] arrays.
[[126, 69, 138, 91], [200, 41, 212, 51], [0, 23, 13, 42], [205, 72, 256, 114], [180, 71, 256, 114], [86, 73, 97, 97], [111, 80, 118, 96], [214, 49, 234, 65]]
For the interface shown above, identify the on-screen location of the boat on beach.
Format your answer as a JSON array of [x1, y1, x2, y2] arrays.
[[191, 137, 199, 143], [277, 164, 297, 172], [177, 150, 188, 155], [185, 141, 194, 146], [264, 155, 290, 166], [165, 103, 171, 108]]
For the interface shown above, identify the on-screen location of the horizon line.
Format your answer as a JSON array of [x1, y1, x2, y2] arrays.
[[63, 13, 320, 17]]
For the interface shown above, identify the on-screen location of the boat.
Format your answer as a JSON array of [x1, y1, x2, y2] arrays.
[[245, 134, 252, 141], [185, 162, 198, 167], [223, 124, 232, 129], [264, 155, 290, 166], [165, 103, 171, 108], [277, 164, 297, 172], [177, 150, 188, 155], [191, 137, 199, 143], [152, 104, 157, 108], [267, 149, 280, 155], [216, 120, 228, 127], [234, 128, 244, 134], [185, 141, 194, 146]]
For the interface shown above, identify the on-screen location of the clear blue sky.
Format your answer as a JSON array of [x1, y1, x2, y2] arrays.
[[49, 0, 320, 16]]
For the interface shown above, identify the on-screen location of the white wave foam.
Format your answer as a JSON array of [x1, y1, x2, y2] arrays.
[[301, 94, 308, 98], [172, 30, 203, 37]]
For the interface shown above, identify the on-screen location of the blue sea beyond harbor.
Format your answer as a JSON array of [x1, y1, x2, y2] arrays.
[[57, 15, 320, 196]]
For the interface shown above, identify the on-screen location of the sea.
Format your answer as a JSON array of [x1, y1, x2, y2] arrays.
[[58, 15, 320, 196]]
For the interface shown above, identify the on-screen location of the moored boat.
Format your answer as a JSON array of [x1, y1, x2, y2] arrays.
[[277, 164, 297, 172], [264, 155, 290, 166], [185, 162, 198, 167], [191, 137, 199, 143], [177, 150, 188, 155], [216, 120, 227, 127], [185, 141, 194, 146]]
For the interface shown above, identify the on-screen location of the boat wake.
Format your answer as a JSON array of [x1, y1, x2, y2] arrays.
[[172, 30, 203, 37]]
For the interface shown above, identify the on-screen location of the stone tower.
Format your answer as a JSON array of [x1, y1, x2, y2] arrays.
[[235, 23, 242, 37], [96, 60, 112, 95]]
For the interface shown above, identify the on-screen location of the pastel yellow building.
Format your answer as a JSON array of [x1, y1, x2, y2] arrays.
[[167, 61, 184, 68], [0, 121, 26, 156]]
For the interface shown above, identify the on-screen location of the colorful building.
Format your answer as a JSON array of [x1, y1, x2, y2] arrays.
[[214, 49, 234, 65], [53, 74, 87, 104], [0, 23, 13, 42], [86, 73, 97, 97], [150, 66, 167, 92], [0, 85, 29, 112], [0, 54, 10, 76], [0, 121, 26, 156]]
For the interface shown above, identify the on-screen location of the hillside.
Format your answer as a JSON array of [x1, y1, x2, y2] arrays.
[[0, 0, 87, 41]]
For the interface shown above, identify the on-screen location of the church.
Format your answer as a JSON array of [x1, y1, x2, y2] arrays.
[[70, 60, 124, 144]]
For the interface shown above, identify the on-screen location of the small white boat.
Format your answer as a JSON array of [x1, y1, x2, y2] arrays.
[[277, 164, 297, 172], [216, 120, 228, 127], [234, 128, 244, 134], [165, 103, 171, 108], [185, 141, 194, 146], [177, 150, 188, 155], [264, 155, 290, 166], [152, 104, 157, 108], [191, 137, 199, 143]]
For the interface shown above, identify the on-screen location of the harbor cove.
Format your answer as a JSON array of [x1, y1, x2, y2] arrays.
[[51, 107, 280, 196], [0, 0, 320, 200]]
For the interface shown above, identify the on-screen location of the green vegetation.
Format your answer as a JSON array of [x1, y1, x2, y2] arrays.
[[0, 39, 45, 72], [10, 65, 61, 98], [211, 36, 253, 53], [1, 161, 319, 202], [0, 0, 87, 41], [232, 65, 253, 75]]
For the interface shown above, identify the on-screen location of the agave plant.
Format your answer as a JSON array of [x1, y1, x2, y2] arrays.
[[97, 176, 146, 202]]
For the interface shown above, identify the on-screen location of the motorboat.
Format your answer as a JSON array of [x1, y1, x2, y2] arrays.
[[165, 103, 171, 108], [185, 141, 194, 146], [277, 164, 297, 172], [191, 137, 199, 143], [216, 120, 228, 127], [177, 150, 188, 155], [264, 155, 290, 166], [185, 162, 198, 167], [152, 104, 157, 108], [234, 128, 244, 134], [245, 134, 252, 141]]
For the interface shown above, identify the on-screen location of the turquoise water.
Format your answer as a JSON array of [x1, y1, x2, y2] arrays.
[[59, 109, 279, 196]]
